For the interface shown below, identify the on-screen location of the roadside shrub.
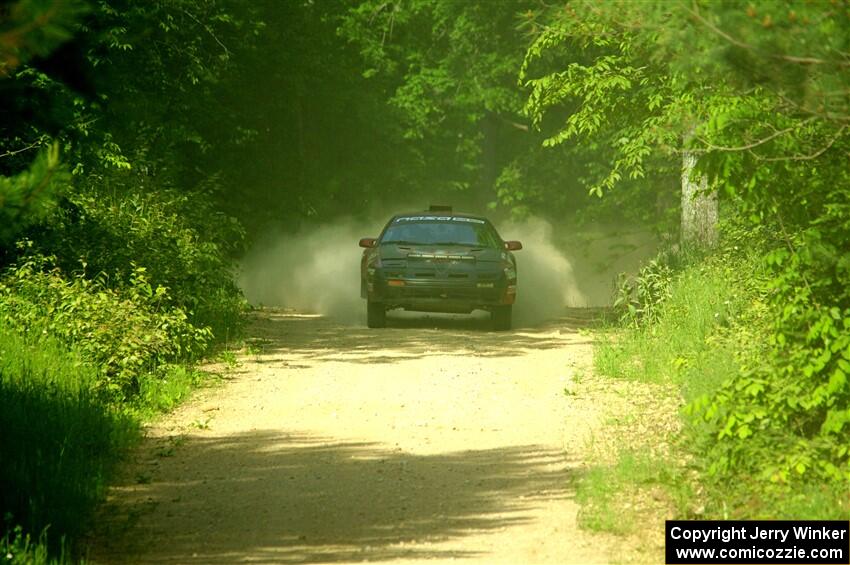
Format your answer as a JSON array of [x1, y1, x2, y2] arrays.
[[0, 254, 210, 398], [612, 256, 675, 328], [690, 214, 850, 489], [598, 251, 745, 402], [599, 220, 849, 518], [34, 187, 246, 338]]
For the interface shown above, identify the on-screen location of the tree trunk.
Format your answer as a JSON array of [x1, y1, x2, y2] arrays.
[[681, 145, 718, 248]]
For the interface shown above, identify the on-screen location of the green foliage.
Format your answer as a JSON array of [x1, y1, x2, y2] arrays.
[[0, 144, 69, 247], [599, 229, 849, 517], [0, 254, 210, 399], [527, 0, 850, 517], [1, 0, 251, 339], [520, 6, 686, 199], [613, 257, 674, 328], [0, 0, 259, 559], [0, 323, 137, 553], [598, 252, 746, 402], [0, 0, 86, 76], [39, 187, 247, 337], [690, 222, 850, 488], [337, 0, 641, 222], [74, 0, 260, 175], [1, 526, 72, 565], [338, 0, 524, 196], [340, 0, 528, 139], [136, 364, 210, 419]]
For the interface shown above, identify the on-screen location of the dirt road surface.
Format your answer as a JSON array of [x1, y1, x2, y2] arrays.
[[90, 309, 654, 564]]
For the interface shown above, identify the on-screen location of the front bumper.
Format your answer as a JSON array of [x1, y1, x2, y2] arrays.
[[365, 270, 516, 313]]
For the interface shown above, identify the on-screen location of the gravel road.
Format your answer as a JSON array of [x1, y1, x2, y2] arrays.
[[90, 309, 640, 564]]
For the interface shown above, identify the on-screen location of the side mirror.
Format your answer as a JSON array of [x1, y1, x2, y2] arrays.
[[504, 240, 523, 251], [359, 237, 377, 248]]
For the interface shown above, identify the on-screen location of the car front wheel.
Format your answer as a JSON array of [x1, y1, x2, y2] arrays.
[[492, 305, 512, 331], [366, 300, 387, 328]]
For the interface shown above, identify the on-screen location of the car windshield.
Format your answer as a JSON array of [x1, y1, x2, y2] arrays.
[[381, 219, 501, 248]]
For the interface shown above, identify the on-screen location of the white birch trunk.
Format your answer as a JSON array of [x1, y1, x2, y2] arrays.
[[681, 147, 718, 248]]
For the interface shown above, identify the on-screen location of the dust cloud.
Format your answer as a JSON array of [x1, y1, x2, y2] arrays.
[[238, 216, 587, 327], [501, 217, 585, 325], [238, 220, 377, 324]]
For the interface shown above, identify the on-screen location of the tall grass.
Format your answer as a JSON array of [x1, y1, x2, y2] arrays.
[[596, 260, 746, 403], [588, 250, 847, 523], [575, 449, 693, 535], [0, 239, 236, 562], [0, 324, 137, 556], [581, 259, 748, 534], [2, 527, 72, 565]]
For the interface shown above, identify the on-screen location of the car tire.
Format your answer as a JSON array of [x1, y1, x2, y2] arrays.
[[367, 300, 387, 328], [492, 305, 512, 331]]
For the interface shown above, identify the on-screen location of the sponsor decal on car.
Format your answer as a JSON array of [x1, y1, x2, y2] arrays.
[[407, 253, 475, 260], [393, 216, 486, 224]]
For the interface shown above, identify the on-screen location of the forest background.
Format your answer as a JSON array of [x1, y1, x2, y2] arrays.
[[1, 0, 848, 561]]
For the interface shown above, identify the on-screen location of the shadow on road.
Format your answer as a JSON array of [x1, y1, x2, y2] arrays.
[[94, 431, 575, 564], [241, 308, 601, 366]]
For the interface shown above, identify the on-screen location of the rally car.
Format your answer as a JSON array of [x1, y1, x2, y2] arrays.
[[359, 206, 522, 330]]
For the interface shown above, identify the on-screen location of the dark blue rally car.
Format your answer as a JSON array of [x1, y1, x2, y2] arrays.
[[359, 206, 522, 330]]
